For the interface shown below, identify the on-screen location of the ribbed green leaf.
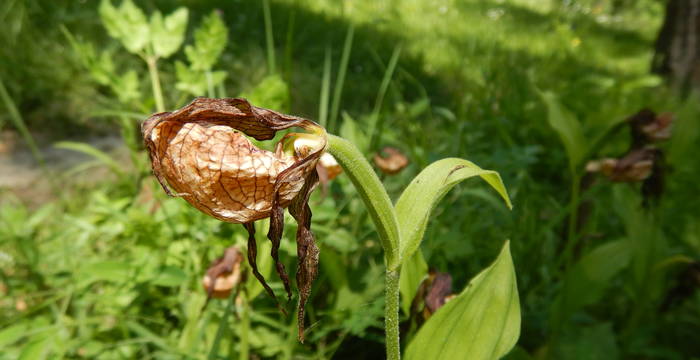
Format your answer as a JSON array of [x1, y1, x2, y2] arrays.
[[395, 158, 511, 263], [405, 242, 520, 360], [399, 250, 428, 315]]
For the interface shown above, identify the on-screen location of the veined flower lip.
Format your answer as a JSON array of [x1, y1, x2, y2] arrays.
[[142, 97, 327, 224]]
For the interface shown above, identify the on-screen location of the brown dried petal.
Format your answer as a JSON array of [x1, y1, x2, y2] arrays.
[[374, 146, 409, 175], [142, 98, 326, 224]]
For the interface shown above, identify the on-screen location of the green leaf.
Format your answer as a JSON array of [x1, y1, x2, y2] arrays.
[[238, 74, 290, 112], [396, 158, 511, 262], [79, 260, 133, 285], [405, 241, 520, 360], [539, 91, 587, 171], [0, 321, 30, 348], [19, 333, 53, 360], [175, 61, 206, 96], [99, 0, 150, 54], [151, 265, 187, 287], [175, 60, 227, 97], [150, 8, 188, 58], [399, 250, 428, 315], [338, 112, 369, 154], [550, 239, 631, 328], [554, 323, 619, 360], [54, 141, 125, 177], [184, 11, 228, 71]]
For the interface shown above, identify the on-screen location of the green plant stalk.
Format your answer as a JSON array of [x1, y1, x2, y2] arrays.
[[368, 45, 402, 149], [206, 70, 215, 99], [207, 292, 236, 360], [239, 295, 250, 360], [319, 47, 332, 127], [328, 25, 354, 133], [326, 134, 401, 360], [326, 135, 400, 268], [385, 270, 401, 360], [146, 56, 166, 112], [561, 172, 581, 269], [262, 0, 276, 74]]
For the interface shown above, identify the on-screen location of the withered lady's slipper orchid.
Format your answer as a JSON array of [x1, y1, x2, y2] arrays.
[[142, 97, 326, 341], [202, 246, 244, 300], [374, 146, 409, 175]]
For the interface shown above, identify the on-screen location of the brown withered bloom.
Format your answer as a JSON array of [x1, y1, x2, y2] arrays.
[[202, 246, 244, 300], [410, 270, 454, 326], [142, 97, 326, 342], [373, 146, 409, 175], [627, 109, 674, 147], [585, 147, 659, 183]]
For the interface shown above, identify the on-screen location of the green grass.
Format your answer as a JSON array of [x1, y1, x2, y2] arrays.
[[1, 0, 700, 358]]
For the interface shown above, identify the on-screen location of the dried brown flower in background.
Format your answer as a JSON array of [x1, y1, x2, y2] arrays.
[[411, 270, 455, 326], [202, 246, 244, 300], [586, 147, 659, 183], [373, 146, 409, 175], [142, 97, 326, 342]]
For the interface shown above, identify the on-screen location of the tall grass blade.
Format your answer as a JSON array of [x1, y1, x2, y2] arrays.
[[368, 45, 401, 149], [0, 74, 44, 166], [318, 46, 332, 127], [328, 25, 354, 133], [262, 0, 276, 74]]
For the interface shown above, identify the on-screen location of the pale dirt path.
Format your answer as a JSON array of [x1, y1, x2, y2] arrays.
[[0, 131, 126, 205]]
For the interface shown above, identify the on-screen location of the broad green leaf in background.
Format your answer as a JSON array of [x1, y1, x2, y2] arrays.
[[405, 241, 520, 360], [150, 8, 188, 58], [399, 249, 428, 315], [99, 0, 150, 54], [395, 158, 512, 263], [185, 11, 228, 71], [539, 91, 587, 171], [550, 239, 631, 329]]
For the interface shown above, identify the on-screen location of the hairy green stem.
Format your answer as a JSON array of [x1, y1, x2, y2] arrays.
[[327, 134, 402, 359], [146, 56, 165, 112], [385, 270, 401, 360], [326, 135, 400, 268]]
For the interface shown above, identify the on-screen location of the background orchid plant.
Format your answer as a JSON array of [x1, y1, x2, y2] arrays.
[[142, 97, 519, 359]]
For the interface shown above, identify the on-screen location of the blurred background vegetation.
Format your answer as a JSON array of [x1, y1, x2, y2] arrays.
[[1, 0, 699, 358]]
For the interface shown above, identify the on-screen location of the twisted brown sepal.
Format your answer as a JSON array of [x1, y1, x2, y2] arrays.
[[244, 222, 288, 317], [288, 169, 320, 342]]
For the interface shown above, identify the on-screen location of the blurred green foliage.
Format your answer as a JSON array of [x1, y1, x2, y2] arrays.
[[1, 0, 700, 359]]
